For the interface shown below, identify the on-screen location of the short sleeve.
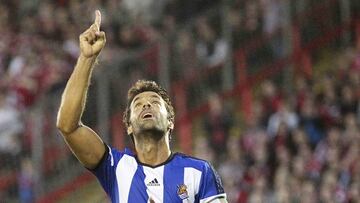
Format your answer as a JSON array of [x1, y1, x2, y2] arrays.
[[89, 144, 124, 196], [198, 162, 226, 202]]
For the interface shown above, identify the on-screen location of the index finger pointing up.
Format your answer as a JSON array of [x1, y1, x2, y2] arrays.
[[94, 10, 101, 31]]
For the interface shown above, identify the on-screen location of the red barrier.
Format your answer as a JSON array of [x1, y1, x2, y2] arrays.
[[240, 85, 253, 125], [356, 19, 360, 42], [36, 172, 95, 203], [235, 50, 247, 84], [238, 0, 338, 58], [177, 118, 192, 155], [111, 112, 125, 150], [0, 172, 17, 191], [167, 0, 341, 124], [173, 82, 192, 154], [292, 25, 302, 54], [297, 51, 313, 78], [176, 19, 350, 126]]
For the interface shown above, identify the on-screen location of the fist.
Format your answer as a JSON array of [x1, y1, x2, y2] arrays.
[[79, 10, 106, 58]]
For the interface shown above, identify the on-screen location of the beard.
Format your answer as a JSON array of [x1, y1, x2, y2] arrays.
[[139, 128, 165, 141], [135, 119, 167, 141]]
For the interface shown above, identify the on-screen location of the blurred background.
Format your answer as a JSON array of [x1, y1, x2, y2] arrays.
[[0, 0, 359, 202]]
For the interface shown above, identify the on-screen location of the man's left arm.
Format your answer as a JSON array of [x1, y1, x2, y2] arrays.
[[209, 198, 228, 203], [198, 162, 228, 203]]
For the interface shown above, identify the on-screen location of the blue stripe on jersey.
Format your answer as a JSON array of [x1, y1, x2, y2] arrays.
[[128, 165, 149, 202], [198, 161, 224, 200], [163, 158, 184, 203], [208, 163, 225, 194], [91, 146, 123, 203], [177, 153, 205, 171]]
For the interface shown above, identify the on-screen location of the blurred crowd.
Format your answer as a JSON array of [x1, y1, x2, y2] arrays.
[[0, 0, 223, 168], [197, 46, 360, 202], [0, 0, 359, 202], [0, 0, 283, 168], [0, 0, 228, 201]]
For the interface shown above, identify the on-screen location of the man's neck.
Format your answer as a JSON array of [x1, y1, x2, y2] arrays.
[[134, 133, 171, 166]]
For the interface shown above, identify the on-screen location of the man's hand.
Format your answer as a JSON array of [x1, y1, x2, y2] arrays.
[[79, 10, 106, 58]]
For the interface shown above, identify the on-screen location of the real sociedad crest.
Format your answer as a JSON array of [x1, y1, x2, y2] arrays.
[[177, 184, 189, 200]]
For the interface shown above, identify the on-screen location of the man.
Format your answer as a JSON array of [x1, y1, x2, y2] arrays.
[[57, 10, 227, 203]]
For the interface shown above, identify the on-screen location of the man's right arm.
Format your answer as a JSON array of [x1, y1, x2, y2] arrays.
[[56, 10, 106, 169]]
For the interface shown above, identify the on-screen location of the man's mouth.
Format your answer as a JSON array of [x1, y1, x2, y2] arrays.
[[141, 111, 154, 120]]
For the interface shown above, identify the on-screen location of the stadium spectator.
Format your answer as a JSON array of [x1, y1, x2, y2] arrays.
[[261, 0, 286, 58], [0, 89, 23, 168], [195, 16, 228, 67], [298, 96, 324, 147], [259, 79, 282, 127], [267, 101, 299, 137], [17, 157, 34, 203], [203, 94, 232, 162], [218, 136, 243, 203]]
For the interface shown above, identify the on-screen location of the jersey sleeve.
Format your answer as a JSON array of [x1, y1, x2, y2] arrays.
[[198, 162, 226, 203], [89, 144, 124, 197]]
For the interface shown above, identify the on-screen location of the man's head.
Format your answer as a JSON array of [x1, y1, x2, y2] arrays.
[[123, 80, 175, 141]]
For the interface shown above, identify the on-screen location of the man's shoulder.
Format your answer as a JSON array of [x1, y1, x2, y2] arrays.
[[173, 153, 212, 170], [107, 146, 134, 156], [105, 146, 136, 164]]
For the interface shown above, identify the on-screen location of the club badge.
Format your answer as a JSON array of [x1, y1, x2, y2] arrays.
[[177, 184, 189, 200]]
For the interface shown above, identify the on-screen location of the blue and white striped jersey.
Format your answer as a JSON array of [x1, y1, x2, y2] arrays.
[[91, 145, 226, 203]]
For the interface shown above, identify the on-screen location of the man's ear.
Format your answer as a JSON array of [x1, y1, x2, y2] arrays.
[[127, 125, 133, 135], [168, 120, 174, 130]]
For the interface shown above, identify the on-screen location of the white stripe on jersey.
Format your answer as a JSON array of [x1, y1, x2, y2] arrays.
[[184, 167, 202, 203], [143, 166, 164, 203], [108, 146, 114, 166], [116, 154, 138, 203]]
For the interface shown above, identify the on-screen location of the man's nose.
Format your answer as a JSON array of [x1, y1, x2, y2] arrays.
[[143, 102, 151, 109]]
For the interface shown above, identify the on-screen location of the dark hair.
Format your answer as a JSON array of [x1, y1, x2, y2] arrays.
[[123, 80, 175, 132]]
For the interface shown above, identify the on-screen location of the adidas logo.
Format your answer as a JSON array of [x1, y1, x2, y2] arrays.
[[147, 178, 160, 186]]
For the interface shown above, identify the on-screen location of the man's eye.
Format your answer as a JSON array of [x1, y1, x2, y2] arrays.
[[151, 101, 160, 105], [134, 103, 141, 108]]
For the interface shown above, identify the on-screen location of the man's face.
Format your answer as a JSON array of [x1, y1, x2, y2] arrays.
[[128, 91, 173, 137]]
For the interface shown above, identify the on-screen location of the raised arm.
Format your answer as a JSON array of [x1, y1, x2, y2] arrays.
[[56, 10, 106, 169]]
